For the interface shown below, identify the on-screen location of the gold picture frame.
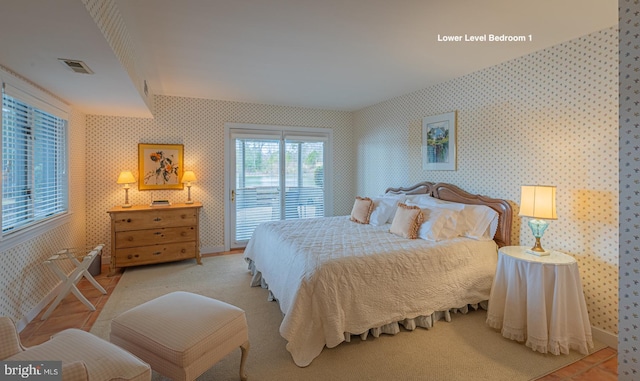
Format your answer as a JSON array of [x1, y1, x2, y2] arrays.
[[138, 143, 184, 190]]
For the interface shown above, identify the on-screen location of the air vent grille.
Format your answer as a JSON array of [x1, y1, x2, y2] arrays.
[[58, 59, 94, 74]]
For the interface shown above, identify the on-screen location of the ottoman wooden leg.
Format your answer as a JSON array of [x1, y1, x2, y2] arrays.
[[240, 340, 250, 381]]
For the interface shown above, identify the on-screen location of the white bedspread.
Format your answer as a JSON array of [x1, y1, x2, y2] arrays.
[[244, 216, 498, 367]]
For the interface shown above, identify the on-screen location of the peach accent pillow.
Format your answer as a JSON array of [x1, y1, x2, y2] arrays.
[[389, 203, 424, 239], [350, 196, 374, 224]]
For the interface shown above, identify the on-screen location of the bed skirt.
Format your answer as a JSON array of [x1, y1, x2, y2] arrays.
[[247, 259, 488, 345]]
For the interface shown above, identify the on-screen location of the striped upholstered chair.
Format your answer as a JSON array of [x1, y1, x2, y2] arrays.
[[0, 316, 151, 381]]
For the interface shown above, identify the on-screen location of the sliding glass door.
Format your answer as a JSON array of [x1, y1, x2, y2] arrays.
[[283, 137, 325, 220], [233, 136, 282, 243], [228, 126, 330, 247]]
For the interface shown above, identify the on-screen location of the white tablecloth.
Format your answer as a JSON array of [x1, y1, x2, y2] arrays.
[[486, 246, 593, 355]]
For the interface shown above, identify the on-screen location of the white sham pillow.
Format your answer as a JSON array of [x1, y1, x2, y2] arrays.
[[416, 207, 462, 241], [488, 216, 499, 239], [407, 195, 465, 211], [370, 193, 406, 225], [406, 201, 464, 241], [459, 204, 498, 240], [403, 194, 432, 205], [407, 197, 499, 241]]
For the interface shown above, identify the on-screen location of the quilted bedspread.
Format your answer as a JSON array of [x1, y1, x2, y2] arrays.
[[243, 216, 498, 366]]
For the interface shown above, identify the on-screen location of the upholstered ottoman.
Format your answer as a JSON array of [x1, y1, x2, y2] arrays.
[[110, 291, 249, 381]]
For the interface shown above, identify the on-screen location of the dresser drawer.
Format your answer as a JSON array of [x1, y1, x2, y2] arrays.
[[113, 209, 198, 231], [107, 203, 202, 275], [115, 226, 196, 249], [115, 241, 197, 267]]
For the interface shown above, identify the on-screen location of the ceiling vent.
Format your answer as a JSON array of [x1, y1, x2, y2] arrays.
[[58, 58, 94, 74]]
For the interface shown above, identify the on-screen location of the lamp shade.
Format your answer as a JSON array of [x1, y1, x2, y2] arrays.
[[117, 171, 135, 184], [519, 185, 557, 220], [181, 170, 197, 183]]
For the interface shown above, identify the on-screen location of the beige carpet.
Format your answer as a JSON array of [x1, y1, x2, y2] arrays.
[[90, 254, 605, 381]]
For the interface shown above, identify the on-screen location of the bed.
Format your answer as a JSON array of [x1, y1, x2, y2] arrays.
[[244, 182, 512, 367]]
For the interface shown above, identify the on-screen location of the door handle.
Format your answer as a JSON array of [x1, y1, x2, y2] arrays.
[[231, 189, 235, 202]]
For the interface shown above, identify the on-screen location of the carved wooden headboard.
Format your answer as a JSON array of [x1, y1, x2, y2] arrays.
[[384, 182, 512, 247], [385, 181, 436, 196]]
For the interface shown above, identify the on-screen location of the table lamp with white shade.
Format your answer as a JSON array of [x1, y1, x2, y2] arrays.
[[519, 185, 557, 256], [117, 171, 136, 208], [182, 170, 197, 204]]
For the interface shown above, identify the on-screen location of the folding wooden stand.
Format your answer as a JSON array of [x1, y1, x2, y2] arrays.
[[41, 244, 107, 320]]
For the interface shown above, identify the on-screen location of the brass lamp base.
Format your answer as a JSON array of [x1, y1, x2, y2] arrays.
[[526, 237, 550, 256]]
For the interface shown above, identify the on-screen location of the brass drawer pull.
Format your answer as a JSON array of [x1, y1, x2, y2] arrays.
[[154, 217, 162, 222], [154, 232, 162, 236], [153, 251, 162, 255]]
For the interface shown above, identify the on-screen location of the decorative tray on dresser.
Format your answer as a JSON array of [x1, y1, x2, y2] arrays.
[[107, 202, 202, 275]]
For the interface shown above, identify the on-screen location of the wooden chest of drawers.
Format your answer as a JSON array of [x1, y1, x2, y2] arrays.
[[107, 203, 202, 275]]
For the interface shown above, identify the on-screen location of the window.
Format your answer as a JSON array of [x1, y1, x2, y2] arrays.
[[1, 86, 68, 234]]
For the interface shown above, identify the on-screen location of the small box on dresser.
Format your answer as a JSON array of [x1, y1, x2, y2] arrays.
[[107, 202, 203, 275]]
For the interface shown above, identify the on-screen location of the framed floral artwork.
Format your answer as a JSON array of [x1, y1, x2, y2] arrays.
[[138, 143, 184, 190]]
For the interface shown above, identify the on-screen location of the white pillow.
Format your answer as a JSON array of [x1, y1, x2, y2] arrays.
[[403, 194, 432, 205], [487, 216, 499, 240], [407, 195, 465, 211], [369, 195, 404, 226], [459, 204, 498, 240], [406, 201, 465, 241], [417, 207, 462, 241]]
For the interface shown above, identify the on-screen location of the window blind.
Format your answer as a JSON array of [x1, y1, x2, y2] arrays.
[[2, 91, 68, 234], [284, 140, 324, 220]]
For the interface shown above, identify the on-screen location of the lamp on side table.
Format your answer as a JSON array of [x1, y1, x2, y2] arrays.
[[518, 185, 557, 256]]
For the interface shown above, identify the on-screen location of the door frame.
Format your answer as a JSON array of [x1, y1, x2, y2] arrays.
[[223, 122, 333, 251]]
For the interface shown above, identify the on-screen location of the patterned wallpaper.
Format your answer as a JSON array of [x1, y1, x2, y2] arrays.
[[0, 97, 87, 327], [618, 0, 639, 378], [81, 0, 154, 114], [1, 6, 630, 361], [85, 96, 354, 259], [354, 28, 619, 334]]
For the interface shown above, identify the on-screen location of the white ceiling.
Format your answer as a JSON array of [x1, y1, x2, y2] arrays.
[[0, 0, 150, 117], [0, 0, 617, 117]]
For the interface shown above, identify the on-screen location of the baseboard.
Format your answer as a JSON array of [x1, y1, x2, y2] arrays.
[[592, 326, 618, 349], [16, 281, 63, 332], [201, 245, 225, 254]]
